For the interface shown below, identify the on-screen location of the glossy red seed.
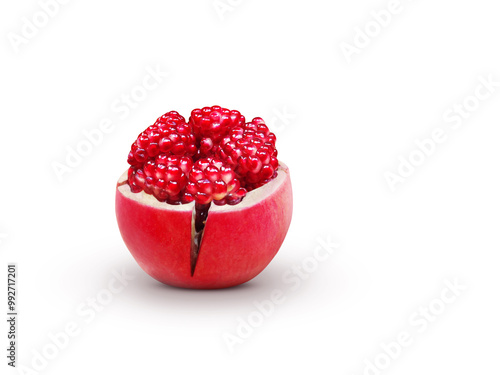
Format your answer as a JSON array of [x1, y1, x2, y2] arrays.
[[171, 143, 186, 155], [186, 182, 197, 195], [189, 168, 204, 182], [220, 167, 234, 184], [159, 138, 173, 152], [205, 165, 220, 181], [260, 165, 274, 180], [197, 179, 213, 195], [144, 161, 156, 177], [227, 178, 240, 194], [147, 143, 160, 157], [137, 135, 150, 148], [156, 178, 167, 189], [144, 176, 154, 194], [213, 198, 226, 206], [178, 157, 193, 174], [165, 165, 182, 180], [155, 164, 166, 179], [167, 180, 182, 195], [213, 180, 227, 200], [200, 138, 213, 154], [270, 157, 279, 169], [128, 167, 135, 181], [134, 149, 147, 163], [148, 130, 160, 143], [181, 193, 195, 204], [127, 152, 137, 165], [195, 192, 211, 205], [135, 169, 145, 185]]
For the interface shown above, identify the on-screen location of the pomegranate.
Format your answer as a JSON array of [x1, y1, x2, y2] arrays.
[[115, 106, 293, 289]]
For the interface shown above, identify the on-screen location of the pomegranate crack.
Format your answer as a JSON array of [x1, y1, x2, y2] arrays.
[[190, 202, 210, 276]]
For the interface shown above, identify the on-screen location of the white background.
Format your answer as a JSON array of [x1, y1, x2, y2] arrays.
[[1, 0, 500, 374]]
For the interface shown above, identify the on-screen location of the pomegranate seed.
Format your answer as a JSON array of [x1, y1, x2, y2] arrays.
[[159, 138, 173, 152], [195, 192, 211, 205], [165, 165, 182, 180], [213, 180, 227, 200], [137, 134, 150, 148], [171, 142, 186, 155], [144, 161, 156, 177], [134, 149, 147, 163], [144, 176, 154, 194]]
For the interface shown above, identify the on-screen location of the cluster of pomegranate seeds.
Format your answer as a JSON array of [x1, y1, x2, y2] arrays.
[[126, 106, 278, 206], [128, 155, 193, 204], [127, 111, 197, 167], [184, 158, 247, 205], [189, 106, 246, 157], [215, 117, 279, 190]]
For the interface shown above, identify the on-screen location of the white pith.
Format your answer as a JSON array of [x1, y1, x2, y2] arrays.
[[117, 163, 289, 212]]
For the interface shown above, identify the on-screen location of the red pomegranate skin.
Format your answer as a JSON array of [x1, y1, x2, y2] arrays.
[[115, 164, 292, 289]]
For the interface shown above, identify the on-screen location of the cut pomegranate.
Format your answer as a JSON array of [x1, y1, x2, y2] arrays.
[[116, 106, 292, 288]]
